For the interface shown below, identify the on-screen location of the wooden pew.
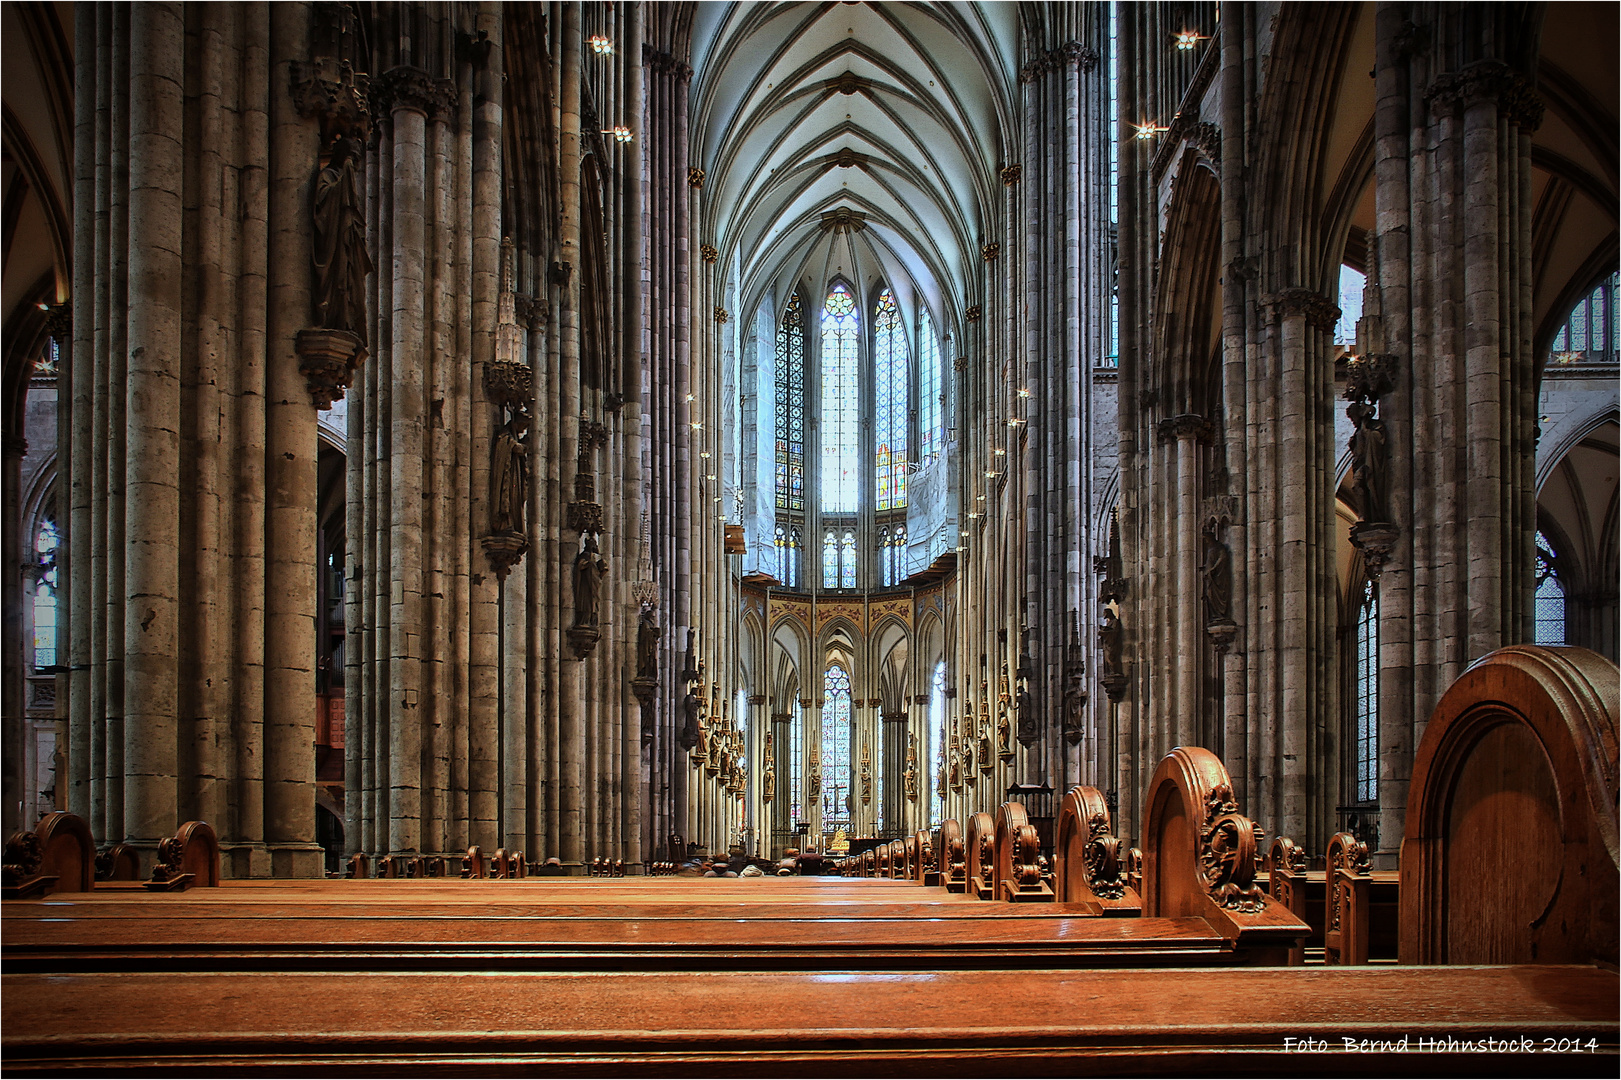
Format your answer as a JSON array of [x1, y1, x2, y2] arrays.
[[915, 829, 937, 886], [1324, 830, 1398, 966], [1401, 644, 1618, 967], [1054, 785, 1140, 914], [145, 821, 220, 892], [939, 818, 966, 893], [1265, 836, 1309, 965], [964, 812, 995, 900], [35, 813, 96, 893], [994, 800, 1052, 902], [1143, 747, 1309, 965], [5, 964, 1613, 1072]]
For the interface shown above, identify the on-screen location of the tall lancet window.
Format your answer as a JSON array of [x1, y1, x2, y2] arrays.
[[1354, 578, 1378, 804], [789, 701, 804, 823], [820, 283, 860, 515], [918, 307, 942, 464], [775, 292, 806, 587], [822, 665, 853, 835], [1534, 531, 1566, 645], [873, 288, 909, 511]]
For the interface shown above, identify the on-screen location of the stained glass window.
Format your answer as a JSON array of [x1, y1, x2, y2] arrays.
[[1550, 272, 1619, 364], [32, 512, 59, 664], [877, 523, 908, 587], [918, 307, 941, 464], [33, 517, 59, 670], [820, 283, 860, 514], [822, 666, 852, 835], [1535, 531, 1566, 645], [789, 701, 804, 823], [823, 531, 838, 589], [873, 289, 909, 511], [929, 660, 946, 826], [775, 292, 806, 512], [1354, 578, 1378, 804], [773, 525, 801, 589], [841, 530, 857, 589]]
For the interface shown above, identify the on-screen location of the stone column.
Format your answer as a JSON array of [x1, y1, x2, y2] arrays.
[[264, 2, 323, 876], [122, 1, 184, 847]]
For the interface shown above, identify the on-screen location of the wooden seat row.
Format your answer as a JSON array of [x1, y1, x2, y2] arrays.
[[835, 645, 1620, 971], [2, 816, 219, 897], [5, 964, 1615, 1073]]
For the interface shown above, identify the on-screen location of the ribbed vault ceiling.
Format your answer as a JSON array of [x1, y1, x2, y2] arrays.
[[689, 1, 1020, 332]]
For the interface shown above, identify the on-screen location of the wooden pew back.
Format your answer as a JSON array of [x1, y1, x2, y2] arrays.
[[36, 812, 95, 893], [965, 812, 995, 900], [1401, 644, 1618, 966], [1143, 747, 1308, 964], [1055, 785, 1140, 913]]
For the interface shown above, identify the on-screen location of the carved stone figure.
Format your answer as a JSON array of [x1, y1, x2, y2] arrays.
[[636, 607, 659, 679], [1201, 518, 1232, 623], [997, 708, 1011, 756], [675, 687, 696, 745], [1347, 400, 1389, 522], [312, 135, 373, 340], [490, 409, 530, 533], [1099, 606, 1124, 678], [572, 533, 609, 627], [1016, 685, 1037, 745]]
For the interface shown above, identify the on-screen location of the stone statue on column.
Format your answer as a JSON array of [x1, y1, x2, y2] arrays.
[[1201, 517, 1233, 624], [490, 409, 530, 534], [1347, 400, 1389, 523], [572, 533, 609, 628], [312, 134, 373, 341], [636, 607, 659, 680]]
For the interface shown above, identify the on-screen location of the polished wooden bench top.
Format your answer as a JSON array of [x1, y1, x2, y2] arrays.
[[4, 879, 1236, 971], [5, 965, 1614, 1073]]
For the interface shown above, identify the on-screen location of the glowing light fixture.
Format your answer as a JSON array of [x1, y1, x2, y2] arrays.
[[589, 35, 614, 54], [1017, 387, 1031, 399], [602, 126, 633, 143], [1174, 29, 1207, 51], [1135, 122, 1169, 141]]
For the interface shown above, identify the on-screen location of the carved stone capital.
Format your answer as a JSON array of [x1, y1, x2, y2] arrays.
[[566, 626, 602, 660], [747, 694, 767, 706], [1099, 671, 1129, 704], [43, 306, 73, 343], [566, 500, 604, 535], [482, 531, 528, 581], [290, 57, 372, 141], [687, 166, 706, 188], [965, 305, 982, 322], [700, 244, 718, 263], [579, 421, 609, 452], [1268, 287, 1340, 332], [1156, 413, 1215, 444], [1190, 121, 1222, 166], [981, 242, 1001, 262], [1427, 60, 1544, 130], [1345, 353, 1400, 404], [1000, 163, 1022, 186], [1349, 521, 1400, 579], [1205, 619, 1238, 654], [484, 360, 534, 410], [374, 65, 456, 118], [295, 328, 366, 409]]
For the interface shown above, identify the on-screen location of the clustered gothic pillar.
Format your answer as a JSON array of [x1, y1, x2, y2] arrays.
[[1364, 4, 1543, 861], [66, 1, 322, 875], [1115, 3, 1544, 866], [1013, 10, 1114, 804]]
